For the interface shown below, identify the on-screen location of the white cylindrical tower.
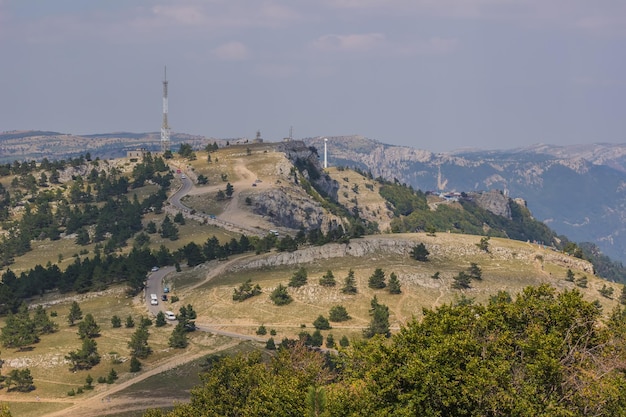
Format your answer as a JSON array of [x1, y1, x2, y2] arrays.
[[324, 137, 328, 169]]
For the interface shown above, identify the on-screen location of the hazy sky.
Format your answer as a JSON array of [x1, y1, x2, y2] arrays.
[[1, 0, 625, 152]]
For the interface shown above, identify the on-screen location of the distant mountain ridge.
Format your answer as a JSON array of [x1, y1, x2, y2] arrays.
[[304, 136, 626, 263], [2, 130, 625, 264]]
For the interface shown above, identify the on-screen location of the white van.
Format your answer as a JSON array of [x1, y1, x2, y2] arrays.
[[150, 294, 158, 305], [165, 311, 177, 321]]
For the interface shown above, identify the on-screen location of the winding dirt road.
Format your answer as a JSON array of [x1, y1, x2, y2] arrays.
[[38, 161, 280, 417]]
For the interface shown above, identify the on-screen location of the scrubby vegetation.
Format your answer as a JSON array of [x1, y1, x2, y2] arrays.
[[144, 286, 626, 417]]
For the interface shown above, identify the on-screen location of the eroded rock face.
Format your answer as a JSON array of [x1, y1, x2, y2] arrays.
[[227, 235, 595, 275], [278, 141, 340, 201], [251, 141, 344, 233], [473, 190, 512, 219], [253, 187, 343, 232]]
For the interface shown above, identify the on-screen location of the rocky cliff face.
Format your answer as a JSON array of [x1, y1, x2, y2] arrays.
[[278, 141, 340, 201], [472, 190, 512, 219], [252, 187, 344, 232], [226, 235, 594, 275], [251, 141, 345, 233], [304, 136, 626, 262]]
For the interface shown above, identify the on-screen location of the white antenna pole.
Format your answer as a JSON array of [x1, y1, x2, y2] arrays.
[[324, 137, 328, 169]]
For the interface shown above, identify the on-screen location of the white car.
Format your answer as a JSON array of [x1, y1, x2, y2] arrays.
[[151, 266, 159, 272], [150, 293, 158, 305], [165, 311, 177, 321]]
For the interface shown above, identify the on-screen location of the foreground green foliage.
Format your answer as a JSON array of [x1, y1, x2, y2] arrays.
[[146, 285, 626, 417]]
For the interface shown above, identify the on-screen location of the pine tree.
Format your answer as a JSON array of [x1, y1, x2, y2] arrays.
[[33, 305, 58, 334], [341, 269, 358, 294], [387, 272, 402, 294], [368, 268, 386, 289], [265, 337, 276, 350], [75, 228, 90, 245], [325, 334, 335, 348], [289, 267, 308, 287], [5, 368, 34, 392], [313, 315, 331, 330], [468, 263, 482, 280], [160, 215, 179, 240], [155, 311, 166, 327], [225, 182, 234, 198], [128, 325, 152, 359], [329, 305, 351, 322], [270, 284, 293, 306], [452, 271, 472, 289], [85, 374, 94, 389], [111, 315, 122, 328], [67, 301, 83, 326], [363, 296, 390, 338], [66, 338, 100, 371], [1, 304, 39, 349], [319, 270, 336, 287], [173, 212, 185, 225], [411, 243, 429, 261], [129, 356, 142, 372], [169, 323, 189, 348], [77, 314, 101, 339], [310, 330, 324, 347], [107, 368, 118, 384]]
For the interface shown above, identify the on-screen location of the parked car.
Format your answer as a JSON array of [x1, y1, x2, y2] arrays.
[[151, 266, 159, 272], [165, 311, 176, 320], [163, 286, 170, 293], [161, 294, 167, 301]]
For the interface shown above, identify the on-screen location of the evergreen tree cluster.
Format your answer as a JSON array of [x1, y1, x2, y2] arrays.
[[232, 279, 262, 302], [0, 247, 159, 311], [0, 153, 170, 268]]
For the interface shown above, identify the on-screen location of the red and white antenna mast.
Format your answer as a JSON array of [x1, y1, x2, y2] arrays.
[[160, 66, 171, 153]]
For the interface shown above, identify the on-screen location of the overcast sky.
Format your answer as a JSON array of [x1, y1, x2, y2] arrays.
[[1, 0, 625, 152]]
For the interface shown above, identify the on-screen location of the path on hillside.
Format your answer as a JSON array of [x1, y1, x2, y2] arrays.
[[167, 158, 277, 237], [38, 252, 269, 417], [40, 341, 241, 417], [35, 174, 283, 417]]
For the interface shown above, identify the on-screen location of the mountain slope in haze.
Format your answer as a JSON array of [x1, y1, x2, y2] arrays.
[[304, 136, 626, 263], [2, 129, 624, 264]]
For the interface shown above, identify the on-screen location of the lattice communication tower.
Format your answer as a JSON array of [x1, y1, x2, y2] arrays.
[[160, 66, 171, 153]]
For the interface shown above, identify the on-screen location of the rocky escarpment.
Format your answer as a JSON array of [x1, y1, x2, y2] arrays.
[[472, 190, 512, 219], [250, 141, 346, 233], [279, 141, 340, 201], [226, 235, 594, 274], [252, 187, 344, 233]]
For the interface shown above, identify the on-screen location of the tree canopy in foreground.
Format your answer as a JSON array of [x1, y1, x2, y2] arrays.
[[144, 285, 626, 417]]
